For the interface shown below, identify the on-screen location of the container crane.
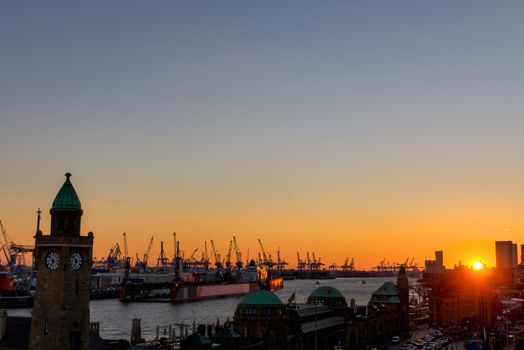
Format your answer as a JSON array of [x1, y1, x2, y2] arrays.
[[1, 244, 11, 267], [297, 252, 305, 270], [257, 238, 269, 264], [233, 236, 243, 269], [157, 241, 169, 267], [173, 232, 177, 261], [210, 240, 222, 269], [188, 248, 199, 261], [204, 241, 210, 269], [123, 233, 129, 260], [225, 240, 233, 268], [317, 256, 324, 269], [106, 242, 121, 268], [143, 235, 154, 268], [0, 219, 33, 265], [312, 252, 318, 270], [276, 247, 288, 270]]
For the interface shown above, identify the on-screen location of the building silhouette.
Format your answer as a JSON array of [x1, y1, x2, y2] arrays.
[[29, 173, 94, 350], [495, 240, 518, 286]]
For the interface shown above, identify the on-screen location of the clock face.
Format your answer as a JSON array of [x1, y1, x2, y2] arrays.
[[71, 252, 82, 270], [46, 252, 59, 270]]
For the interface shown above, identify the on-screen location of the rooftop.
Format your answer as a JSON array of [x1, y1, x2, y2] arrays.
[[370, 282, 400, 304], [51, 172, 82, 211], [309, 286, 345, 299], [239, 290, 283, 306]]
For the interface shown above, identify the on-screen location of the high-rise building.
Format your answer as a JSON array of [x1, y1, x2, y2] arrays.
[[29, 173, 93, 350], [495, 241, 517, 269], [520, 244, 524, 265], [435, 251, 443, 266], [425, 251, 445, 274], [513, 243, 518, 268]]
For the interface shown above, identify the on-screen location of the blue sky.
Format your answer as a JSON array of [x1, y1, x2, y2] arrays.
[[2, 1, 524, 267]]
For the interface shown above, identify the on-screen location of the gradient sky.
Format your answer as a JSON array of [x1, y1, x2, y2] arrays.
[[1, 1, 524, 269]]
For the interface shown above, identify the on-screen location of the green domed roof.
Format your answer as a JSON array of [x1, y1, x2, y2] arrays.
[[370, 282, 400, 304], [372, 282, 399, 295], [310, 286, 344, 299], [51, 173, 82, 211], [239, 290, 283, 306]]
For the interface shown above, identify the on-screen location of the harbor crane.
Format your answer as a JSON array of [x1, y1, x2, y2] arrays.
[[143, 235, 154, 268], [210, 240, 222, 269], [276, 247, 288, 270], [0, 219, 34, 266], [188, 248, 199, 261], [1, 244, 11, 267], [233, 236, 243, 269], [106, 242, 121, 268], [258, 238, 275, 267], [157, 241, 169, 267], [312, 252, 320, 270], [257, 238, 268, 264], [225, 240, 233, 268], [173, 232, 177, 260], [204, 241, 210, 268], [296, 252, 305, 270], [123, 233, 129, 260]]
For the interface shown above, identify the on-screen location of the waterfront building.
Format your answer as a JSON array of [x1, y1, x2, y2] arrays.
[[369, 281, 406, 336], [306, 286, 348, 310], [227, 279, 410, 349], [233, 289, 289, 341], [29, 173, 94, 350], [427, 265, 500, 328], [0, 174, 111, 350], [424, 250, 445, 274]]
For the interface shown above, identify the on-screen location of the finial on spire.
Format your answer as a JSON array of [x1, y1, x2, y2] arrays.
[[65, 172, 72, 179]]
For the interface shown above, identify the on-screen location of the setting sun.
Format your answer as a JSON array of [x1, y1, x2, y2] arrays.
[[472, 261, 484, 270]]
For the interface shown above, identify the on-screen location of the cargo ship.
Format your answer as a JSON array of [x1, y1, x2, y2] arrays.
[[0, 271, 17, 295], [119, 258, 283, 303]]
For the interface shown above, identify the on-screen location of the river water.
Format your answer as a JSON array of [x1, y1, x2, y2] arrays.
[[9, 277, 403, 340]]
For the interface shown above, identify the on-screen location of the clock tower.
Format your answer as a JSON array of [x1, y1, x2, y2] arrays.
[[29, 173, 94, 350]]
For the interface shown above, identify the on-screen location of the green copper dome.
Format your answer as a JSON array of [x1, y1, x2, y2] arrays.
[[51, 173, 82, 211], [370, 282, 400, 304], [239, 290, 283, 306], [309, 286, 344, 299]]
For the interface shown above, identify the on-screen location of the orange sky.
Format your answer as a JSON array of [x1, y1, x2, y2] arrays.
[[2, 172, 523, 270], [2, 2, 524, 271]]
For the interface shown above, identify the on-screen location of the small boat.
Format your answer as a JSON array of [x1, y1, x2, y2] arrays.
[[315, 280, 320, 285], [361, 280, 366, 284]]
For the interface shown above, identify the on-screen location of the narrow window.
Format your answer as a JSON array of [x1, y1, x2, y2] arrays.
[[44, 319, 48, 335], [75, 280, 79, 295]]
